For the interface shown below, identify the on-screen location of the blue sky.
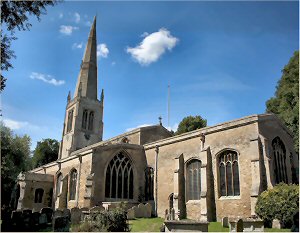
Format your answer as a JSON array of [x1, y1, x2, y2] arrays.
[[2, 1, 299, 150]]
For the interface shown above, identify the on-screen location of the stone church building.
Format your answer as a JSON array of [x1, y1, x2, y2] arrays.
[[15, 17, 298, 222]]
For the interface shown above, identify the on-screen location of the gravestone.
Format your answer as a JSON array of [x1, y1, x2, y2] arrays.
[[222, 217, 229, 227], [80, 207, 90, 221], [272, 219, 281, 229], [145, 203, 152, 218], [32, 212, 40, 226], [71, 207, 82, 225], [40, 207, 53, 223], [136, 203, 146, 218], [63, 208, 71, 221], [11, 210, 22, 229], [53, 209, 63, 218], [53, 216, 70, 232], [22, 209, 33, 229], [39, 213, 48, 225], [127, 207, 135, 220]]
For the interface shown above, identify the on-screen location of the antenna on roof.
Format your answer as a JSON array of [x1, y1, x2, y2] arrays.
[[167, 83, 170, 129]]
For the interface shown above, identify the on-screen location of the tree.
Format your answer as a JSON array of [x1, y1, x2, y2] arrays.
[[1, 124, 31, 207], [176, 115, 207, 135], [1, 0, 57, 91], [32, 138, 59, 168], [266, 51, 299, 153], [255, 183, 299, 228]]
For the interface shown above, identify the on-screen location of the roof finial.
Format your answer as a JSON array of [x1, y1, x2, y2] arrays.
[[158, 116, 162, 126], [101, 89, 104, 102], [67, 91, 71, 103]]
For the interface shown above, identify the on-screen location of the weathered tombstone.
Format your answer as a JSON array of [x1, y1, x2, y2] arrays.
[[22, 209, 33, 229], [236, 219, 243, 232], [40, 207, 53, 223], [136, 203, 146, 218], [144, 203, 152, 218], [53, 216, 70, 232], [63, 208, 71, 220], [32, 212, 41, 225], [127, 207, 135, 220], [53, 209, 63, 218], [222, 216, 229, 227], [272, 219, 281, 229], [11, 210, 22, 230], [71, 207, 82, 225], [39, 213, 48, 225]]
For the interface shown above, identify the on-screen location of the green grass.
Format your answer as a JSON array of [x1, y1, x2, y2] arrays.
[[129, 217, 164, 232], [208, 222, 229, 232], [265, 228, 290, 232]]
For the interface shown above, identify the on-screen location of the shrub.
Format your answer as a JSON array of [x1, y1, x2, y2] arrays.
[[255, 183, 299, 228], [74, 208, 130, 232]]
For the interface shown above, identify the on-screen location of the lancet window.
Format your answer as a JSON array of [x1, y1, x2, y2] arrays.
[[218, 150, 240, 197], [186, 159, 201, 201], [105, 152, 134, 200], [69, 169, 78, 200], [82, 109, 94, 131], [145, 167, 154, 201], [272, 137, 288, 184], [35, 188, 44, 203], [66, 109, 73, 133]]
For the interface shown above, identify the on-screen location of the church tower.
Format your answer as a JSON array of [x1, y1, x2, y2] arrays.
[[59, 17, 104, 159]]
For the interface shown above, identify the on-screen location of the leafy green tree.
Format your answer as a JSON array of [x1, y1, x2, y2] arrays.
[[266, 51, 299, 153], [32, 138, 59, 168], [1, 124, 31, 207], [176, 115, 207, 135], [1, 0, 57, 91], [255, 183, 299, 228]]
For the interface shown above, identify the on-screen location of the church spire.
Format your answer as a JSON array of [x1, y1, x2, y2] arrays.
[[74, 16, 98, 100]]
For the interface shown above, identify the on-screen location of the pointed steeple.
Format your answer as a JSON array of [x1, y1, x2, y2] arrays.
[[74, 16, 98, 100]]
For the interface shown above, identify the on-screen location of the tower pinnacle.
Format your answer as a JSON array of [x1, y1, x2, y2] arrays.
[[74, 16, 98, 100]]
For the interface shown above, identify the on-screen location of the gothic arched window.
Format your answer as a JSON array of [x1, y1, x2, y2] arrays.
[[105, 152, 133, 200], [272, 137, 287, 184], [69, 169, 78, 200], [82, 110, 88, 129], [186, 159, 201, 201], [56, 173, 63, 197], [66, 109, 73, 133], [35, 188, 44, 203], [218, 150, 240, 197], [88, 111, 94, 131], [145, 167, 154, 201]]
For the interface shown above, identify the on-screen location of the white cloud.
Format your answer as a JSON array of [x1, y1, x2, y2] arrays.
[[30, 72, 65, 86], [59, 25, 78, 35], [140, 32, 149, 37], [111, 61, 116, 66], [59, 13, 63, 19], [3, 118, 29, 130], [72, 42, 83, 49], [97, 43, 109, 58], [126, 28, 179, 66], [74, 12, 80, 23], [126, 124, 152, 132]]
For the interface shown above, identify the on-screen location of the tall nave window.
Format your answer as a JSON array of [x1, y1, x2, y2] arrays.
[[105, 152, 133, 200], [186, 159, 201, 201], [69, 169, 78, 200], [218, 150, 240, 197], [272, 137, 288, 184], [145, 167, 154, 201]]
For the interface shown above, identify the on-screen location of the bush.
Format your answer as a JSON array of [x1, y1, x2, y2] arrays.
[[255, 183, 299, 228], [74, 208, 130, 232]]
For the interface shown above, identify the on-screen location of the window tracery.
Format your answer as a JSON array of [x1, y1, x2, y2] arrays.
[[145, 167, 154, 200], [69, 169, 78, 200], [186, 159, 201, 201], [272, 137, 287, 184]]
